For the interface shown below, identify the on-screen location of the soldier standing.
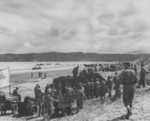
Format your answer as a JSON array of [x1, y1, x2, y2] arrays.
[[138, 63, 146, 88], [45, 84, 49, 94], [64, 85, 75, 114], [134, 64, 137, 74], [99, 81, 110, 99], [106, 76, 113, 98], [94, 78, 101, 98], [113, 72, 121, 99], [87, 80, 91, 99], [90, 79, 95, 98], [34, 84, 38, 97], [76, 83, 85, 112], [82, 82, 88, 99], [34, 85, 42, 102], [119, 62, 138, 119], [72, 66, 79, 77], [44, 92, 55, 119]]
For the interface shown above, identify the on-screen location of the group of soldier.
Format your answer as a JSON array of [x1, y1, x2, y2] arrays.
[[33, 66, 123, 118], [30, 72, 47, 79], [12, 61, 147, 120]]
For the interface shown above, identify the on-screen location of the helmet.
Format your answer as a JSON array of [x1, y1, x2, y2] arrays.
[[123, 61, 130, 67], [102, 81, 106, 85], [96, 78, 99, 81], [91, 78, 94, 82]]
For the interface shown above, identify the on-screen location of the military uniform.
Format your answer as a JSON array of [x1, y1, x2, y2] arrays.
[[44, 93, 55, 116], [119, 62, 138, 119], [90, 80, 95, 98], [34, 86, 42, 101], [12, 87, 21, 102], [63, 87, 75, 114], [64, 87, 75, 103], [106, 77, 113, 97], [94, 80, 101, 98], [76, 88, 85, 111], [72, 66, 79, 77], [44, 84, 49, 94], [114, 75, 121, 99], [87, 81, 91, 99], [99, 81, 110, 99], [82, 82, 88, 98], [119, 69, 137, 107], [139, 66, 146, 88]]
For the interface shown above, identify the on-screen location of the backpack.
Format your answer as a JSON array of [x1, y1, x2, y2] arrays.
[[122, 69, 136, 85]]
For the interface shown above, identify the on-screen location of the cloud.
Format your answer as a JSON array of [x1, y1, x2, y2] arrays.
[[0, 0, 150, 54]]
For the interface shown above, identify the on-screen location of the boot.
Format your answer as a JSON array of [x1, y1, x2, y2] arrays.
[[125, 106, 132, 119]]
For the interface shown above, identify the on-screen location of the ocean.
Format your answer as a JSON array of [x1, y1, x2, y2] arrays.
[[0, 61, 111, 74]]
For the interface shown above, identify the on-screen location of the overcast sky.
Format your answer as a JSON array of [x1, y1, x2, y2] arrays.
[[0, 0, 150, 54]]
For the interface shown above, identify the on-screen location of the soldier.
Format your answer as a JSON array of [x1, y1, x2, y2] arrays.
[[90, 79, 95, 98], [106, 76, 113, 97], [94, 78, 101, 98], [45, 84, 49, 94], [63, 85, 75, 115], [77, 82, 84, 93], [37, 93, 45, 116], [12, 87, 21, 102], [65, 85, 75, 103], [72, 66, 79, 77], [82, 69, 88, 79], [34, 85, 42, 101], [133, 64, 137, 74], [86, 79, 91, 99], [138, 63, 146, 88], [52, 89, 63, 115], [82, 82, 88, 99], [34, 84, 39, 95], [113, 72, 121, 99], [119, 62, 138, 119], [76, 84, 85, 112], [44, 92, 55, 120], [99, 81, 110, 99]]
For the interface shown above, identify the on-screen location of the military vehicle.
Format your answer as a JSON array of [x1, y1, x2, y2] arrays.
[[0, 93, 18, 115]]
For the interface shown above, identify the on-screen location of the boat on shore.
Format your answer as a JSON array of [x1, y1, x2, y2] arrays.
[[35, 64, 44, 66]]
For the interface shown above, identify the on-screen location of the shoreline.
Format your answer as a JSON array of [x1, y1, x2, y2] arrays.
[[0, 67, 74, 99], [9, 66, 75, 75]]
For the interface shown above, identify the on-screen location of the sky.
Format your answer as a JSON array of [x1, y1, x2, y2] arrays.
[[0, 0, 150, 54]]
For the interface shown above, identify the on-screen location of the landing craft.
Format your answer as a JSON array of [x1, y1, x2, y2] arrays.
[[36, 64, 44, 66]]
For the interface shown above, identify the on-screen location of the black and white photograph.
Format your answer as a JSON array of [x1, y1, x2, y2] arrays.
[[0, 0, 150, 121]]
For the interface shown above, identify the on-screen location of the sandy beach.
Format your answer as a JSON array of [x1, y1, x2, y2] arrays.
[[0, 63, 150, 121], [9, 67, 75, 99]]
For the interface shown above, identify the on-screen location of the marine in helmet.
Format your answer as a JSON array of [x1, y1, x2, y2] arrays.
[[76, 83, 85, 112], [106, 76, 113, 98], [119, 61, 138, 119], [94, 78, 101, 98], [86, 79, 91, 99], [90, 78, 95, 98], [99, 81, 110, 99], [12, 87, 21, 102]]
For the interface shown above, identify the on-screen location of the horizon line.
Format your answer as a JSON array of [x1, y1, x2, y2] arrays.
[[0, 51, 150, 55]]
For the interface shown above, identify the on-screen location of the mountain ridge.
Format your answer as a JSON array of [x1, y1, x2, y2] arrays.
[[0, 52, 150, 62]]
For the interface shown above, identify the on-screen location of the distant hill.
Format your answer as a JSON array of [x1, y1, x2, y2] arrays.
[[0, 52, 150, 62]]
